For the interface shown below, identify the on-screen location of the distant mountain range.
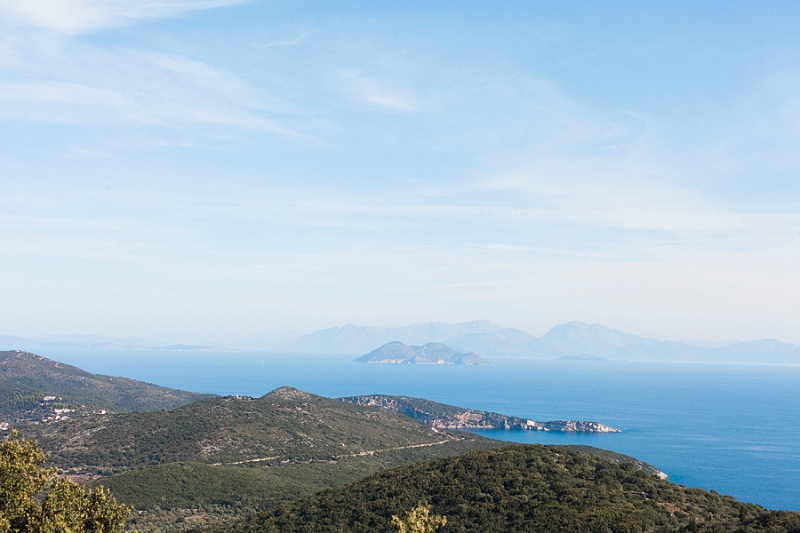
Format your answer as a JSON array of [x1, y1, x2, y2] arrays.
[[3, 320, 800, 364], [271, 320, 643, 356], [276, 320, 800, 364], [354, 342, 491, 365]]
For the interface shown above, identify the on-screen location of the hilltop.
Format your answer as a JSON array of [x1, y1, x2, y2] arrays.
[[213, 444, 800, 533], [0, 350, 211, 426]]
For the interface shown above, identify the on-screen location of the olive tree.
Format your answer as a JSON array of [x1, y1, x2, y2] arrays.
[[0, 431, 129, 533], [391, 502, 447, 533]]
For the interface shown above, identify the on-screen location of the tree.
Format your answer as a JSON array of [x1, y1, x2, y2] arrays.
[[391, 502, 447, 533], [0, 431, 129, 533]]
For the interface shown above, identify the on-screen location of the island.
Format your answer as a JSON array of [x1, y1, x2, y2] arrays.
[[354, 341, 491, 365]]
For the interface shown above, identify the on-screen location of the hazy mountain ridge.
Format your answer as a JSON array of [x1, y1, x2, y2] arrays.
[[5, 321, 798, 363], [280, 320, 800, 363], [273, 320, 506, 354], [541, 321, 659, 356]]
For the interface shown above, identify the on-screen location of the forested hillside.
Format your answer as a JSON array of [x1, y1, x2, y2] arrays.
[[214, 444, 800, 533]]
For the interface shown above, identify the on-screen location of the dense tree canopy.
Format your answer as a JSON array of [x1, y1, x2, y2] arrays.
[[0, 431, 128, 533], [215, 445, 800, 533]]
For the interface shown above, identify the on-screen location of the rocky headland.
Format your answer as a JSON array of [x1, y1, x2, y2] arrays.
[[341, 394, 620, 433]]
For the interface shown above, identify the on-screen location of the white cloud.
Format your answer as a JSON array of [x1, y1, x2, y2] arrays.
[[264, 31, 310, 48], [0, 0, 251, 35], [333, 69, 420, 112], [478, 167, 800, 251]]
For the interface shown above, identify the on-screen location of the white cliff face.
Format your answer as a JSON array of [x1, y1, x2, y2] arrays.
[[540, 420, 621, 433]]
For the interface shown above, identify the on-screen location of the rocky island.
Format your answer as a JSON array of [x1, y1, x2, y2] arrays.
[[354, 341, 491, 365], [341, 394, 620, 433]]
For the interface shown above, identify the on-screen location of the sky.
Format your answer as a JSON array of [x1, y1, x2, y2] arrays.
[[1, 1, 800, 345]]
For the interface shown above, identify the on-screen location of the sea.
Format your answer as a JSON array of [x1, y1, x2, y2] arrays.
[[40, 349, 800, 512]]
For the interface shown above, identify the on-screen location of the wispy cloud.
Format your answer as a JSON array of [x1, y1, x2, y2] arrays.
[[333, 69, 420, 112], [0, 41, 301, 136], [0, 0, 251, 35]]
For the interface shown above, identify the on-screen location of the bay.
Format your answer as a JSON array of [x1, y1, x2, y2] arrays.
[[42, 349, 800, 512]]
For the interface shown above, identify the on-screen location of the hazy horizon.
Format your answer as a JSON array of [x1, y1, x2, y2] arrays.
[[2, 2, 799, 345], [1, 318, 794, 351]]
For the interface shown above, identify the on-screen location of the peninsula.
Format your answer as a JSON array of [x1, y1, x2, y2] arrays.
[[341, 394, 620, 434]]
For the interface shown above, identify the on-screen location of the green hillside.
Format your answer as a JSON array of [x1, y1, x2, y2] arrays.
[[17, 386, 498, 530], [99, 444, 493, 531], [214, 444, 800, 533], [0, 350, 211, 425], [19, 387, 489, 474]]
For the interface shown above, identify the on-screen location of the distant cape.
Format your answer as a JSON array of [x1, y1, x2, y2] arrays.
[[354, 341, 491, 365]]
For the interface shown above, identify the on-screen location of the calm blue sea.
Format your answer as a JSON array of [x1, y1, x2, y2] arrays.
[[41, 349, 800, 512]]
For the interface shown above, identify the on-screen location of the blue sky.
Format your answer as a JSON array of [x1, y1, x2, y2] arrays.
[[2, 1, 799, 344]]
